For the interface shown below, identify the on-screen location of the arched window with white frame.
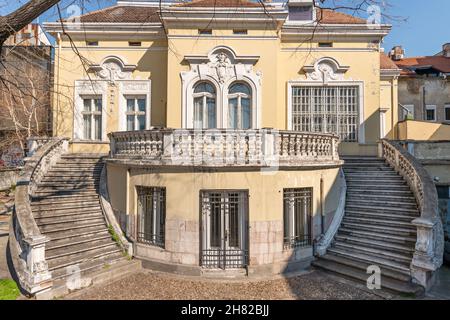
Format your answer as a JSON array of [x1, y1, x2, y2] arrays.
[[228, 82, 252, 129], [193, 82, 217, 129]]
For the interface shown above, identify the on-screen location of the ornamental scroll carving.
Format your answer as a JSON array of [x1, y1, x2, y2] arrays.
[[303, 57, 350, 84]]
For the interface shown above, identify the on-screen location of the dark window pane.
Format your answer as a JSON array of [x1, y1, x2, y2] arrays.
[[289, 5, 313, 21]]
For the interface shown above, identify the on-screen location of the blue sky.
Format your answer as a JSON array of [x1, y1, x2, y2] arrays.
[[1, 0, 448, 57]]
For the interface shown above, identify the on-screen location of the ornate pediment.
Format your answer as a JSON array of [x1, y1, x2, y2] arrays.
[[182, 46, 261, 86], [303, 57, 350, 83], [88, 56, 137, 84]]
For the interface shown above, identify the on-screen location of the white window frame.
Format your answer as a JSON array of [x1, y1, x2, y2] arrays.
[[287, 81, 365, 144], [118, 80, 151, 132], [125, 96, 148, 131], [445, 104, 450, 122], [74, 80, 108, 142], [81, 96, 103, 141], [193, 82, 217, 129], [285, 2, 316, 25], [425, 105, 437, 122], [227, 82, 252, 129]]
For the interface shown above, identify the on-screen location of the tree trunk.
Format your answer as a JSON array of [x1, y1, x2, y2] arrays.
[[0, 0, 60, 47]]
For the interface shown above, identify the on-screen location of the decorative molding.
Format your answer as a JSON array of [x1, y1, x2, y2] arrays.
[[88, 56, 137, 84], [181, 46, 262, 129], [303, 57, 350, 84]]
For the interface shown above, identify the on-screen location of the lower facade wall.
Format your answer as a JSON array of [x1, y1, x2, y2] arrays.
[[107, 163, 343, 277], [0, 168, 19, 191]]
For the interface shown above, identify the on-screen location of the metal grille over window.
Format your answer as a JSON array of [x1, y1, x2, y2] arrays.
[[283, 188, 312, 249], [201, 191, 249, 269], [137, 187, 166, 248], [291, 86, 359, 142]]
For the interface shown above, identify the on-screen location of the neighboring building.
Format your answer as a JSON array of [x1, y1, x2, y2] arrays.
[[0, 23, 52, 167], [389, 44, 450, 124], [16, 0, 438, 296]]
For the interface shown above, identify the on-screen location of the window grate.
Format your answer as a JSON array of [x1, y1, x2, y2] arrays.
[[283, 188, 312, 249], [291, 86, 359, 142], [137, 187, 166, 248]]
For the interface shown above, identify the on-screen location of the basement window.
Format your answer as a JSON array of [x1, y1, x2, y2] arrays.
[[233, 29, 248, 35], [129, 41, 142, 47], [198, 29, 212, 35], [283, 188, 312, 249], [137, 186, 166, 248], [318, 42, 333, 48], [86, 41, 99, 46]]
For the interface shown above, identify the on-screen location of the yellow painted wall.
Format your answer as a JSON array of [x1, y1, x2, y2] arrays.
[[53, 27, 397, 156], [398, 120, 450, 141], [105, 165, 341, 233]]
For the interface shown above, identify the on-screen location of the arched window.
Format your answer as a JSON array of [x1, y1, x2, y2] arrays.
[[193, 82, 217, 129], [228, 82, 252, 129]]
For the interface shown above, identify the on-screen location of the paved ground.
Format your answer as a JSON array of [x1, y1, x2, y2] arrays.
[[426, 265, 450, 300], [68, 269, 383, 300]]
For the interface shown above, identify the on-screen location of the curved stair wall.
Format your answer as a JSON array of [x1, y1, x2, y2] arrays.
[[379, 140, 444, 289], [9, 138, 69, 295]]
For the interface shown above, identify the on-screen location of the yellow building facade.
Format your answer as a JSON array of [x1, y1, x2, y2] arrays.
[[44, 0, 403, 275]]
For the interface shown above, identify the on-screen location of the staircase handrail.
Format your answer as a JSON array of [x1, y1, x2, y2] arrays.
[[9, 137, 69, 295], [378, 139, 444, 288]]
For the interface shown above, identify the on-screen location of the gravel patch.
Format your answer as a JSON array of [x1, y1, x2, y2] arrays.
[[69, 270, 381, 300]]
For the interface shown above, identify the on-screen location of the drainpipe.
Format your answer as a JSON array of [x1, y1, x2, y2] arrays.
[[422, 86, 427, 120], [56, 32, 61, 136], [320, 175, 325, 235]]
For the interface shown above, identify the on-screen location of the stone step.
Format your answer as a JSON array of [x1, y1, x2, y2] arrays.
[[346, 189, 413, 197], [57, 159, 103, 164], [32, 190, 99, 198], [39, 219, 106, 234], [47, 168, 103, 173], [345, 204, 419, 215], [312, 258, 423, 296], [327, 247, 411, 275], [50, 253, 127, 283], [339, 228, 417, 245], [346, 175, 404, 181], [46, 238, 117, 260], [346, 210, 418, 222], [31, 201, 100, 211], [343, 163, 390, 168], [315, 253, 412, 282], [37, 215, 105, 228], [344, 167, 394, 172], [34, 210, 102, 223], [46, 225, 110, 242], [347, 199, 417, 210], [335, 234, 415, 255], [47, 243, 122, 271], [346, 194, 416, 203], [38, 182, 99, 190], [343, 216, 416, 230], [341, 222, 416, 237], [334, 242, 413, 264], [44, 172, 101, 177], [40, 178, 100, 185], [46, 230, 111, 251], [346, 180, 407, 187], [31, 195, 99, 204], [61, 153, 106, 159]]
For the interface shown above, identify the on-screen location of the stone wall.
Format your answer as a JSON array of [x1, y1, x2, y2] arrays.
[[0, 168, 19, 191]]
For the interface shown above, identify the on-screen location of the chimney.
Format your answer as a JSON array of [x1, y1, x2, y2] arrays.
[[389, 46, 405, 61], [443, 43, 450, 58]]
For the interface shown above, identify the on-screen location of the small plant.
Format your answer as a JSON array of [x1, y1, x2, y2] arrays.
[[9, 184, 16, 193], [0, 279, 20, 300], [108, 225, 121, 245], [103, 264, 110, 270]]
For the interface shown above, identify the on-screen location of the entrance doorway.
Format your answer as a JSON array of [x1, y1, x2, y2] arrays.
[[200, 190, 249, 269]]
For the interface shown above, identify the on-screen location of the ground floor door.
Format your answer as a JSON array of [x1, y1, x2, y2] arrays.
[[201, 190, 249, 269]]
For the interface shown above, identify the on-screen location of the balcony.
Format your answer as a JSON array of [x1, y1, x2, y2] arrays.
[[108, 128, 342, 168]]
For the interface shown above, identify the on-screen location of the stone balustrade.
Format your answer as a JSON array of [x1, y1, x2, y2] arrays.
[[379, 140, 444, 288], [9, 137, 69, 295], [109, 129, 341, 167]]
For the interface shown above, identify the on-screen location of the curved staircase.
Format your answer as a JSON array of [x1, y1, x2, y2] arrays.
[[313, 157, 424, 296], [30, 154, 138, 296]]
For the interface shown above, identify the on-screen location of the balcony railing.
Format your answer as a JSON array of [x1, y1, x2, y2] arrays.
[[108, 128, 341, 167]]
